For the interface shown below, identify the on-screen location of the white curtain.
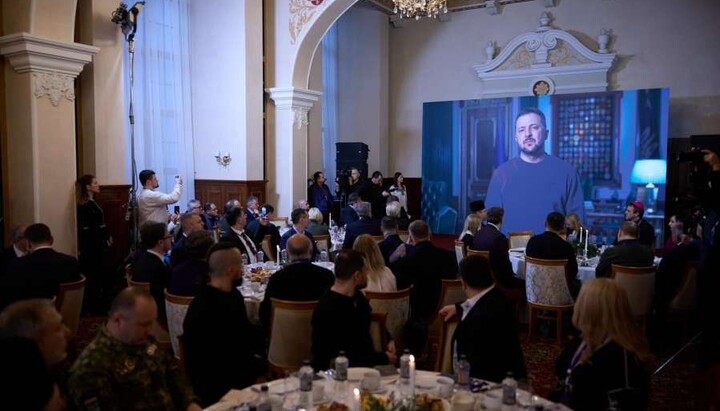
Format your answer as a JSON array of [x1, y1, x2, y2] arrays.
[[129, 0, 195, 209], [322, 23, 339, 193]]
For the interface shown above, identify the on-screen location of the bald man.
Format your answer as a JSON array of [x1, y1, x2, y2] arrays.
[[182, 244, 266, 406], [259, 234, 334, 328]]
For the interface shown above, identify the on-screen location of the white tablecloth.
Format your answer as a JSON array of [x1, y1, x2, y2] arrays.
[[509, 253, 597, 283]]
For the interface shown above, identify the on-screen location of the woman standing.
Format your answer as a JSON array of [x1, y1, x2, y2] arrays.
[[458, 214, 482, 250], [76, 174, 111, 313], [388, 172, 409, 218]]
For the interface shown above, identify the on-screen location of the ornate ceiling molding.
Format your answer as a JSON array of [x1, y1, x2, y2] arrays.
[[266, 87, 323, 129], [0, 32, 98, 76]]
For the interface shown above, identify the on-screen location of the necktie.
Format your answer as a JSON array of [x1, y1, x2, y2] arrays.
[[239, 231, 258, 262]]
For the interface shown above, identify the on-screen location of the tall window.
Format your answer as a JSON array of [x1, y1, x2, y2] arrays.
[[128, 0, 195, 207]]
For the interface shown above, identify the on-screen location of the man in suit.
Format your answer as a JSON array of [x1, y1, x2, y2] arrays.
[[247, 203, 281, 253], [378, 217, 404, 267], [340, 192, 362, 227], [1, 223, 81, 310], [131, 222, 172, 323], [359, 171, 390, 219], [218, 199, 241, 236], [469, 200, 487, 222], [525, 211, 580, 298], [279, 208, 319, 260], [439, 255, 526, 383], [343, 202, 381, 249], [1, 224, 28, 274], [170, 212, 205, 268], [618, 201, 656, 249], [471, 207, 524, 289], [259, 234, 334, 328], [596, 221, 655, 278], [244, 196, 261, 223], [308, 171, 334, 223], [220, 207, 269, 264]]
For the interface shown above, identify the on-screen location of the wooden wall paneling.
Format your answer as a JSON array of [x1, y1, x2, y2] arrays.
[[95, 185, 132, 271], [194, 180, 267, 213]]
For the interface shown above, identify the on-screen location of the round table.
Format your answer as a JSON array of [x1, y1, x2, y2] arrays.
[[509, 252, 597, 283]]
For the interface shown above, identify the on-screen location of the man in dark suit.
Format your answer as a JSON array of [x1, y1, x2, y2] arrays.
[[170, 212, 205, 268], [340, 192, 362, 227], [471, 207, 524, 289], [618, 201, 656, 249], [218, 199, 241, 237], [525, 212, 580, 298], [259, 234, 334, 328], [244, 196, 261, 223], [1, 223, 81, 310], [1, 224, 28, 274], [439, 255, 526, 383], [378, 217, 403, 267], [343, 202, 381, 249], [596, 221, 655, 278], [358, 171, 390, 219], [279, 208, 318, 260], [247, 203, 281, 253], [131, 222, 172, 323], [220, 207, 269, 264]]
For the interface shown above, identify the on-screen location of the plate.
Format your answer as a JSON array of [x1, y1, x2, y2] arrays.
[[360, 386, 387, 395], [251, 378, 299, 395], [348, 367, 376, 382], [414, 375, 437, 390]]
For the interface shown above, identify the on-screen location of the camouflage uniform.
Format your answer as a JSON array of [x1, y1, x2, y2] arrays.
[[68, 326, 198, 411]]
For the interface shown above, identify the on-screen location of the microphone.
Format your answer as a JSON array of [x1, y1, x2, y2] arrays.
[[111, 1, 146, 42]]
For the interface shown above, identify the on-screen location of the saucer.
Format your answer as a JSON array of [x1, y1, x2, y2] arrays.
[[360, 386, 387, 395]]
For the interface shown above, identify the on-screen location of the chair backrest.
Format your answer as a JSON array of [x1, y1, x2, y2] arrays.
[[454, 240, 466, 265], [56, 275, 86, 336], [611, 264, 656, 317], [669, 261, 699, 311], [315, 235, 331, 254], [268, 298, 318, 370], [436, 317, 459, 374], [398, 230, 410, 243], [365, 288, 411, 348], [466, 249, 490, 260], [127, 277, 151, 292], [369, 312, 388, 354], [439, 279, 465, 308], [524, 257, 573, 306], [164, 289, 194, 359], [125, 264, 134, 287], [261, 235, 275, 261], [270, 217, 289, 228], [508, 231, 533, 249], [371, 235, 385, 243]]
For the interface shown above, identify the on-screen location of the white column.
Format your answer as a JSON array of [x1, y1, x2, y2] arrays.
[[0, 33, 98, 254], [266, 87, 322, 217]]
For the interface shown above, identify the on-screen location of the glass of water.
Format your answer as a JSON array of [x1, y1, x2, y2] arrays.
[[320, 250, 328, 262]]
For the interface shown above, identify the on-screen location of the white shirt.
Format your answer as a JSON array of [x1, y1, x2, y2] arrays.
[[460, 284, 495, 321], [137, 183, 183, 226], [13, 244, 27, 258], [231, 227, 258, 263]]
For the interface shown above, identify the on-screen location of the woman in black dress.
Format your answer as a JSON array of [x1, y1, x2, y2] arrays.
[[76, 174, 111, 313]]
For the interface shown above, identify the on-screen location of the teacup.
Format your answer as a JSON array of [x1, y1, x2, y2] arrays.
[[451, 391, 475, 411], [312, 380, 325, 401], [435, 376, 454, 398], [361, 370, 381, 392], [483, 390, 502, 411]]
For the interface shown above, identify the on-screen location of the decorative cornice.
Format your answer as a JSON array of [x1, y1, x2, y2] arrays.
[[0, 32, 98, 77], [33, 72, 75, 106], [267, 87, 322, 129]]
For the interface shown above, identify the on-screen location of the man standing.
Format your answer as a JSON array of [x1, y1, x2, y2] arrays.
[[485, 108, 584, 234], [595, 221, 654, 278], [359, 171, 390, 219], [279, 208, 319, 259], [68, 287, 201, 411], [308, 171, 334, 223], [260, 234, 334, 328], [525, 212, 580, 298], [439, 255, 526, 383], [137, 169, 183, 227], [220, 207, 268, 263], [345, 167, 362, 197], [183, 244, 266, 406], [471, 208, 524, 289], [311, 250, 396, 371], [620, 201, 656, 248]]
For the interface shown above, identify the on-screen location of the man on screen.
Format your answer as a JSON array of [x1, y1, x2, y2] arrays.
[[485, 107, 584, 234]]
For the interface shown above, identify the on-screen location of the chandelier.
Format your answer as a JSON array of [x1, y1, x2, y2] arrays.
[[393, 0, 448, 20]]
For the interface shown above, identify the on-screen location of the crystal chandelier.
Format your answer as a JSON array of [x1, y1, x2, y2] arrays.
[[393, 0, 448, 20]]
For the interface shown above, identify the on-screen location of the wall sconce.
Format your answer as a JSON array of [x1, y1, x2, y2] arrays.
[[215, 152, 232, 168]]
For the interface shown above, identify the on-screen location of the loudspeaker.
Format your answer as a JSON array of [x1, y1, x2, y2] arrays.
[[336, 142, 369, 161]]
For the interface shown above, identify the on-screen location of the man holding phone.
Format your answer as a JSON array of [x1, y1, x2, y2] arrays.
[[138, 170, 183, 227]]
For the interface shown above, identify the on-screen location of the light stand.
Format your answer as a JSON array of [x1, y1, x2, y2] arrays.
[[112, 1, 145, 253]]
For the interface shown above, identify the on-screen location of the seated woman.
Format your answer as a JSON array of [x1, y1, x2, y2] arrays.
[[565, 212, 583, 240], [663, 214, 682, 253], [458, 214, 482, 251], [306, 207, 329, 237], [556, 279, 651, 411], [353, 234, 397, 292]]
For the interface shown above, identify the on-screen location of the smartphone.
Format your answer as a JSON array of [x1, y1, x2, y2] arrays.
[[261, 207, 268, 218], [173, 205, 181, 214]]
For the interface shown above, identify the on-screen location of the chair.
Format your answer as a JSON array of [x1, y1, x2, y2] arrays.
[[669, 261, 699, 312], [435, 317, 459, 374], [164, 289, 194, 359], [127, 276, 151, 292], [611, 264, 656, 324], [466, 248, 524, 321], [125, 264, 134, 287], [369, 312, 389, 354], [371, 235, 385, 243], [466, 248, 489, 260], [525, 257, 574, 344], [268, 298, 318, 373], [428, 280, 465, 339], [508, 231, 533, 249], [454, 240, 466, 265], [315, 235, 331, 255], [365, 288, 412, 350], [398, 230, 410, 243], [261, 234, 276, 261], [55, 275, 86, 337], [270, 217, 288, 228]]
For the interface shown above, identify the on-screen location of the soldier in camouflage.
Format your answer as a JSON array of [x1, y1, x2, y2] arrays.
[[68, 287, 202, 411]]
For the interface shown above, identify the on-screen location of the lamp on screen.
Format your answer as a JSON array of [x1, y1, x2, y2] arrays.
[[630, 159, 667, 214]]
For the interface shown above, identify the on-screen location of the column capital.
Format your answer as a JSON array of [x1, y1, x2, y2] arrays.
[[0, 32, 99, 77], [266, 87, 322, 129]]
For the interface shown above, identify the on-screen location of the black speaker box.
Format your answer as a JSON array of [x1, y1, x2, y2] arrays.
[[336, 142, 369, 161]]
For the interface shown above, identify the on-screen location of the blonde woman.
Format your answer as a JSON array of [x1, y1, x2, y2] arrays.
[[565, 212, 582, 239], [556, 279, 650, 410], [353, 234, 397, 292], [306, 207, 329, 237], [458, 214, 482, 250]]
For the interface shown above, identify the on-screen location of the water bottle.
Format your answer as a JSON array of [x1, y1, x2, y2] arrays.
[[257, 250, 265, 264], [280, 249, 289, 265], [299, 360, 314, 409], [502, 372, 517, 405], [257, 384, 270, 411], [455, 354, 471, 390], [241, 253, 249, 266], [320, 250, 328, 262], [398, 349, 412, 398], [334, 351, 349, 400]]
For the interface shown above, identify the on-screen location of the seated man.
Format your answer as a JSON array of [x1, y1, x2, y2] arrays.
[[260, 234, 334, 328], [183, 244, 266, 407], [439, 255, 526, 383], [340, 192, 362, 227], [68, 287, 201, 411], [654, 217, 700, 319], [311, 250, 397, 371], [1, 224, 28, 274], [596, 221, 655, 278], [201, 202, 219, 230], [471, 207, 524, 289], [2, 223, 81, 309], [247, 203, 281, 252], [525, 211, 580, 298], [220, 207, 269, 263], [343, 202, 381, 249], [378, 217, 403, 267], [279, 208, 319, 260], [171, 212, 205, 268], [386, 201, 409, 231], [169, 230, 213, 296], [131, 222, 172, 323]]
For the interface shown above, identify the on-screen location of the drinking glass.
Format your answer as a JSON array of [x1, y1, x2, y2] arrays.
[[320, 250, 328, 262]]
